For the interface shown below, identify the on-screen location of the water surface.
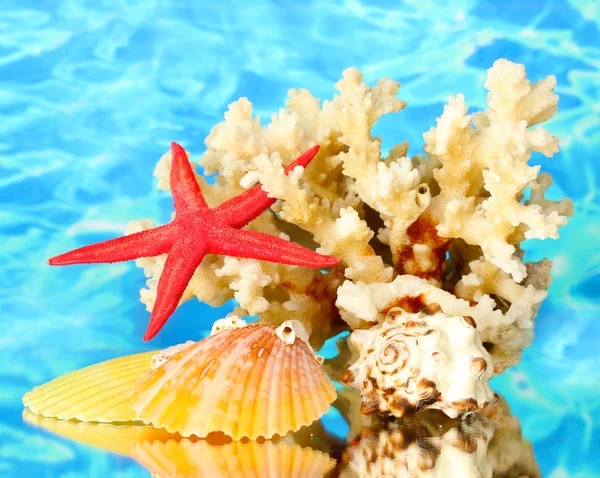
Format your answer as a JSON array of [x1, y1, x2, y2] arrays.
[[1, 1, 599, 476]]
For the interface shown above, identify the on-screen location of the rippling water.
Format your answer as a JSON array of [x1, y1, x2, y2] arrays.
[[1, 0, 599, 476]]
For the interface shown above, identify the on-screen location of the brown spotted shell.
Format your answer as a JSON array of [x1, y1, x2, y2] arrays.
[[343, 304, 496, 419]]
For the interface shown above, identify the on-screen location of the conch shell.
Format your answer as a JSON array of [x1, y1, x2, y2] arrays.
[[343, 304, 496, 418], [131, 319, 336, 439]]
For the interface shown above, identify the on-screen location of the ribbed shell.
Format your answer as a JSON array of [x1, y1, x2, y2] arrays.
[[133, 439, 336, 478], [22, 409, 174, 456], [23, 351, 155, 422], [131, 324, 336, 439]]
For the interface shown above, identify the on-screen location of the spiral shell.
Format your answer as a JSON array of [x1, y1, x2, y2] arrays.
[[130, 319, 336, 439], [343, 304, 496, 418]]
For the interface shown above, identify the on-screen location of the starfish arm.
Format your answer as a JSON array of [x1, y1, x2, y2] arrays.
[[170, 142, 209, 212], [48, 223, 177, 266], [210, 227, 339, 268], [282, 145, 320, 175], [214, 145, 320, 229], [143, 236, 208, 341]]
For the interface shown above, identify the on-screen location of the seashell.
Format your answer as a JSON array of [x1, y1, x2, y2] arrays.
[[133, 439, 336, 478], [131, 320, 336, 439], [22, 409, 173, 456], [23, 350, 156, 422], [343, 304, 496, 419]]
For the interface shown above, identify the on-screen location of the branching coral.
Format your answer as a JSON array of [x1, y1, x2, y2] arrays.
[[423, 60, 572, 282], [128, 58, 570, 415]]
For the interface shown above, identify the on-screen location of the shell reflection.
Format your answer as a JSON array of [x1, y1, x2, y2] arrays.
[[340, 395, 540, 478], [23, 411, 335, 477], [341, 413, 495, 477], [135, 440, 335, 477], [23, 392, 539, 477], [22, 409, 173, 456]]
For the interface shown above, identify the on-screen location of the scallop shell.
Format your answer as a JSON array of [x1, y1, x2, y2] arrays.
[[23, 350, 156, 422], [133, 439, 336, 478], [343, 304, 496, 419], [131, 320, 336, 439]]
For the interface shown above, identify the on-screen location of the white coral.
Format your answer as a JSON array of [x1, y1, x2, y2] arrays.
[[214, 257, 273, 315], [128, 59, 570, 379], [424, 59, 571, 282]]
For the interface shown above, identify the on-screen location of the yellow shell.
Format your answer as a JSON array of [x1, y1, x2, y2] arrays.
[[131, 321, 336, 439], [133, 439, 336, 478], [23, 351, 155, 422]]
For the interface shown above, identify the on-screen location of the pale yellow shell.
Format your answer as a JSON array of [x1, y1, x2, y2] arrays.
[[133, 439, 336, 478], [131, 323, 336, 439], [23, 351, 156, 422]]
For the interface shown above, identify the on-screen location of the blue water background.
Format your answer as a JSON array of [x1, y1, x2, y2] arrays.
[[1, 0, 598, 476]]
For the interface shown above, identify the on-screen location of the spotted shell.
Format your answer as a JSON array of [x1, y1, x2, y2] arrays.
[[343, 304, 496, 419], [130, 319, 336, 439], [22, 409, 336, 477]]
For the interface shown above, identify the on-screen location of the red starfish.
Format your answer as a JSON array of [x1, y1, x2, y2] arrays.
[[49, 142, 338, 340]]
